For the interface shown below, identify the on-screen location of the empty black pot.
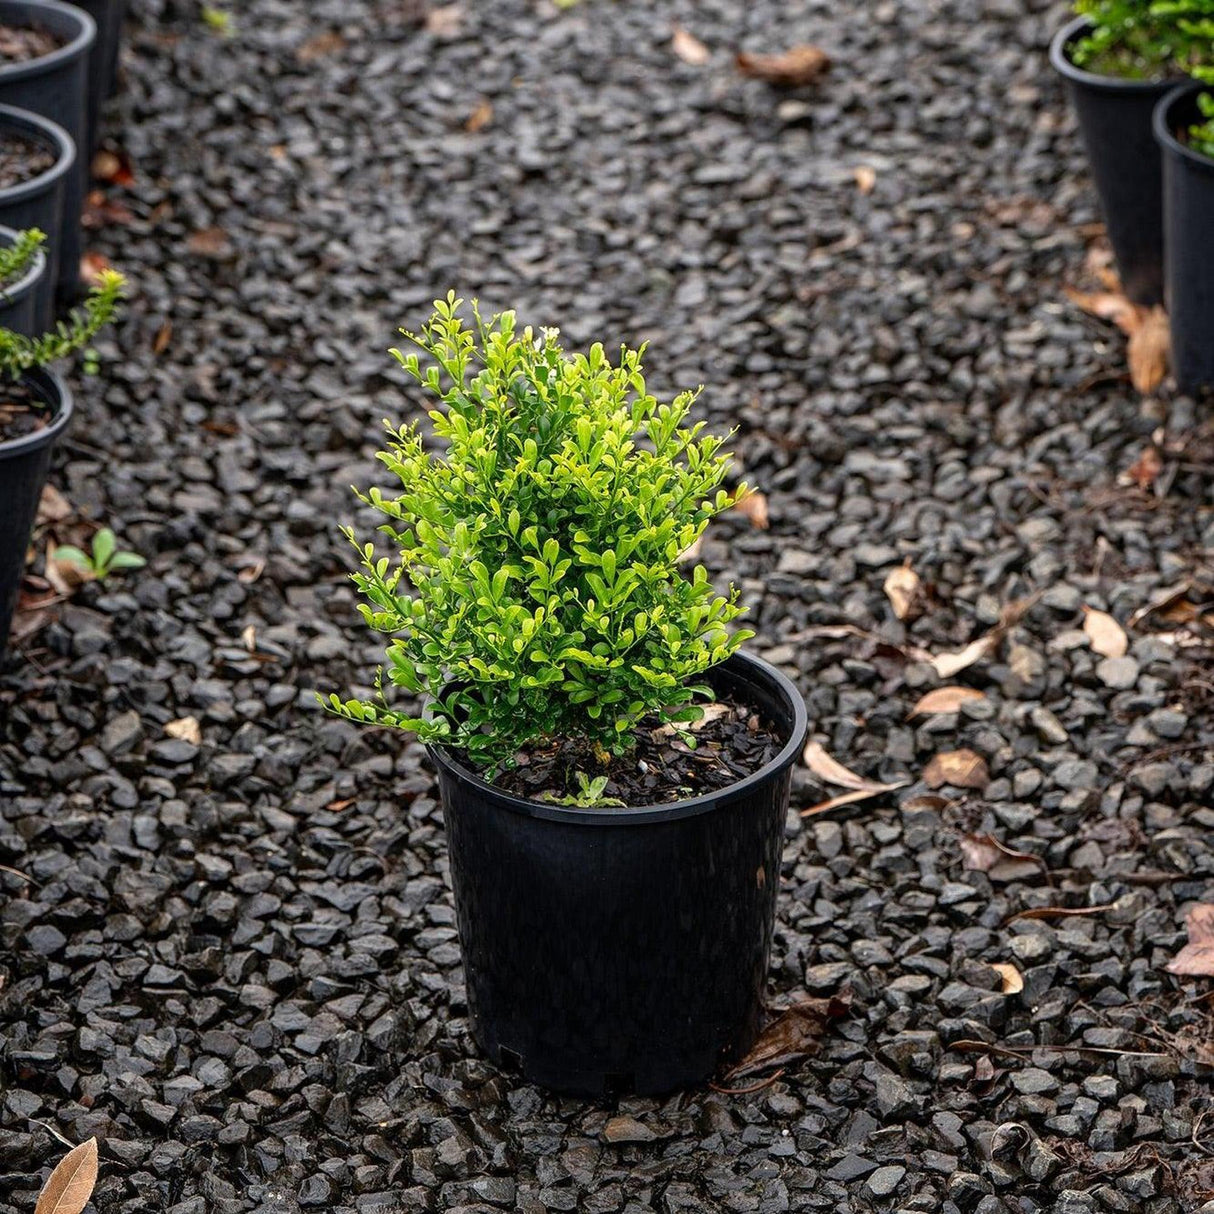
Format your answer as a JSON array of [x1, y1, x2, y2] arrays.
[[1050, 16, 1179, 305], [0, 0, 94, 303], [0, 367, 71, 659], [1154, 82, 1214, 396], [0, 105, 72, 329], [69, 0, 126, 152], [0, 222, 47, 334], [428, 651, 809, 1095]]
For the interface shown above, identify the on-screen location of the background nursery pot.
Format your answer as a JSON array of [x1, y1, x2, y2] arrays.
[[1154, 82, 1214, 396], [0, 366, 70, 657], [1051, 16, 1178, 305], [0, 0, 95, 302], [428, 651, 808, 1096], [0, 224, 46, 334], [0, 104, 72, 328], [71, 0, 126, 152]]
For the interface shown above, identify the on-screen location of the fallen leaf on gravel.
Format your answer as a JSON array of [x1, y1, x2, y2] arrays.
[[187, 227, 232, 259], [83, 190, 134, 229], [1004, 903, 1116, 926], [36, 485, 72, 526], [803, 741, 889, 791], [165, 717, 202, 745], [923, 748, 989, 790], [901, 794, 951, 813], [35, 1137, 97, 1214], [241, 624, 257, 652], [80, 252, 112, 287], [297, 29, 345, 62], [90, 148, 134, 186], [1065, 286, 1138, 332], [909, 686, 985, 717], [1122, 445, 1164, 491], [736, 44, 830, 86], [1128, 306, 1169, 393], [46, 543, 91, 595], [464, 98, 493, 132], [671, 25, 710, 65], [152, 320, 172, 356], [931, 634, 997, 679], [883, 561, 924, 621], [853, 165, 876, 194], [1165, 904, 1214, 977], [991, 963, 1024, 995], [1128, 580, 1194, 629], [801, 783, 908, 818], [960, 833, 1043, 882], [602, 1115, 657, 1144], [1082, 607, 1127, 658], [722, 992, 850, 1081], [732, 489, 769, 529], [425, 4, 461, 36]]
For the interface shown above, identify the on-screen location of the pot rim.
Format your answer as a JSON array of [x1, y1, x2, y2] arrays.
[[0, 365, 72, 460], [0, 220, 45, 303], [1153, 79, 1214, 173], [1050, 15, 1180, 93], [0, 0, 95, 83], [0, 103, 75, 203], [427, 649, 809, 826]]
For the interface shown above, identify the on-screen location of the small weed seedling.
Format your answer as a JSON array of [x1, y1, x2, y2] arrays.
[[55, 528, 146, 581]]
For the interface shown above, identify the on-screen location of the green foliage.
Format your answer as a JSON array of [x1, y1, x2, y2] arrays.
[[0, 270, 125, 379], [0, 228, 44, 290], [326, 292, 754, 770], [1071, 1, 1214, 80], [538, 772, 626, 808], [1189, 90, 1214, 157], [55, 528, 146, 581], [201, 5, 233, 34]]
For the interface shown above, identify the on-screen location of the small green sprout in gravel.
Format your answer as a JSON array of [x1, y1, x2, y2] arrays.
[[55, 529, 146, 581]]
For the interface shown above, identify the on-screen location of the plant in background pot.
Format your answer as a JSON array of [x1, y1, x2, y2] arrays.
[[327, 293, 808, 1095], [0, 224, 45, 334], [1154, 76, 1214, 394], [0, 264, 122, 658], [1051, 1, 1214, 304]]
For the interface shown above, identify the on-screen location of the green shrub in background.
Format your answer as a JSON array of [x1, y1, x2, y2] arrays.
[[326, 293, 753, 772], [1071, 0, 1214, 80]]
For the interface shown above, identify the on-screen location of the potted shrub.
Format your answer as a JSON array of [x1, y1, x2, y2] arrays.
[[0, 265, 122, 658], [327, 295, 808, 1094], [1050, 1, 1213, 304], [1154, 79, 1214, 395], [0, 224, 45, 334], [0, 103, 72, 328], [0, 0, 95, 304]]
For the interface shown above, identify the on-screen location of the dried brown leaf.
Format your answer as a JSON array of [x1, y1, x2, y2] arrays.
[[991, 962, 1024, 995], [35, 1138, 98, 1214], [930, 634, 996, 679], [800, 783, 908, 818], [853, 165, 876, 194], [1123, 445, 1164, 490], [736, 44, 830, 87], [1003, 903, 1116, 926], [883, 561, 924, 621], [909, 686, 985, 717], [1128, 580, 1193, 629], [90, 148, 134, 187], [1082, 607, 1127, 658], [241, 624, 257, 652], [1128, 305, 1169, 394], [165, 717, 201, 745], [465, 98, 493, 132], [297, 29, 345, 62], [803, 741, 883, 791], [723, 992, 850, 1081], [671, 25, 710, 65], [1064, 286, 1139, 334], [186, 227, 233, 260], [36, 485, 73, 527], [732, 489, 769, 529], [923, 748, 990, 791], [80, 251, 112, 287], [1165, 903, 1214, 977], [424, 4, 462, 36], [152, 320, 172, 356]]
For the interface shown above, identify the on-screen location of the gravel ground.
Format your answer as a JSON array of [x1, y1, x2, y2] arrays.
[[2, 0, 1213, 1211]]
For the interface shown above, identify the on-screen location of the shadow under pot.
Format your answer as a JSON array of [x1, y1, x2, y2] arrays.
[[1050, 15, 1180, 306], [0, 104, 72, 330], [1154, 82, 1214, 398], [0, 366, 71, 661], [0, 0, 94, 305], [427, 651, 809, 1096], [0, 221, 46, 334], [66, 0, 126, 154]]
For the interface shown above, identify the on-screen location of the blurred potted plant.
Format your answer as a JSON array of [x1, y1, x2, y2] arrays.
[[1051, 0, 1213, 304], [1154, 77, 1214, 394], [0, 265, 122, 657], [0, 224, 45, 333], [327, 294, 808, 1095]]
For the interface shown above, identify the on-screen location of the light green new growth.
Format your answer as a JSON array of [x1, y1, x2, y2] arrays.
[[1072, 0, 1214, 80], [0, 228, 44, 290], [326, 292, 754, 770], [0, 269, 125, 378], [1189, 91, 1214, 157], [55, 528, 146, 581]]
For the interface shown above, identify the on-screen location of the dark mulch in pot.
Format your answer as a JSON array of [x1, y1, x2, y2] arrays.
[[0, 131, 55, 189], [0, 381, 47, 442], [0, 23, 61, 63], [0, 0, 1212, 1212], [481, 695, 782, 805]]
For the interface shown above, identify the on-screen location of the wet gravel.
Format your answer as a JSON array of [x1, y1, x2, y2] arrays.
[[2, 0, 1214, 1211]]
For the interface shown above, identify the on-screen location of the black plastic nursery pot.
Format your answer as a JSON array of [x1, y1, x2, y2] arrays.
[[1050, 16, 1179, 306], [0, 367, 71, 659], [1154, 83, 1214, 397], [0, 104, 72, 329], [71, 0, 126, 152], [0, 222, 46, 334], [0, 0, 94, 302], [428, 651, 809, 1096]]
